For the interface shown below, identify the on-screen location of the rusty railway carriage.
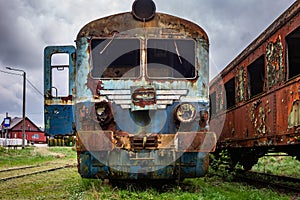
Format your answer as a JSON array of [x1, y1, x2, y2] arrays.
[[210, 1, 300, 170], [44, 0, 216, 180]]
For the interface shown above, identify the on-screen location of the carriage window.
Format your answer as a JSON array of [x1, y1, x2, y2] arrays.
[[225, 78, 235, 109], [248, 56, 265, 98], [287, 27, 300, 79], [147, 39, 196, 78], [91, 39, 140, 78]]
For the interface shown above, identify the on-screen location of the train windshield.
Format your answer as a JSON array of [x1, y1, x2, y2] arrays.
[[91, 38, 140, 79], [147, 39, 196, 79]]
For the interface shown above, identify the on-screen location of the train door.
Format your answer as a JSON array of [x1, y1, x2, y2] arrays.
[[44, 46, 76, 136]]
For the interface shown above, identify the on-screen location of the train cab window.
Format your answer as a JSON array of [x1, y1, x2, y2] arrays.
[[287, 27, 300, 79], [147, 39, 196, 79], [224, 78, 235, 109], [91, 38, 140, 79], [247, 56, 265, 98]]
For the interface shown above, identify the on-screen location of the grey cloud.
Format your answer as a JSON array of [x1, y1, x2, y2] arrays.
[[0, 0, 296, 126]]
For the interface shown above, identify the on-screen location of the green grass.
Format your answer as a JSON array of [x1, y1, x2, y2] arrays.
[[0, 171, 292, 200], [252, 154, 300, 178], [0, 148, 297, 199], [66, 177, 291, 200], [0, 146, 76, 168], [0, 147, 45, 167]]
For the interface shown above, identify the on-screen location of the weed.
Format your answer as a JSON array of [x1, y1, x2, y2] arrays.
[[252, 154, 300, 178], [0, 148, 295, 199]]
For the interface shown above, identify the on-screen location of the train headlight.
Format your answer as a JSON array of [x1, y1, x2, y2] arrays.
[[95, 103, 111, 124], [96, 107, 106, 117], [132, 0, 156, 21], [175, 103, 196, 123]]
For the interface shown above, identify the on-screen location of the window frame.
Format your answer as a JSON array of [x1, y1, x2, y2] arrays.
[[247, 55, 265, 98], [224, 77, 236, 109], [286, 27, 300, 80], [146, 38, 197, 80], [90, 37, 142, 80]]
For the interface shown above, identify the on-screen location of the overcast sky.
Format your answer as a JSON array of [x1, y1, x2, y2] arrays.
[[0, 0, 295, 128]]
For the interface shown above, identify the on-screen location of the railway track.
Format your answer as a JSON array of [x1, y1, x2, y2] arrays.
[[235, 171, 300, 193], [0, 163, 76, 181]]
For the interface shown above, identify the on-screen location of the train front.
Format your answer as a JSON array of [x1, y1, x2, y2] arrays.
[[75, 0, 216, 180]]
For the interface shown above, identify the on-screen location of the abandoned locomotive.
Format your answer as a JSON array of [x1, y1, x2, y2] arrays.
[[44, 0, 216, 180]]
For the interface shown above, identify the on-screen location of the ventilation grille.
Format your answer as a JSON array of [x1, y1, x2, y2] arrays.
[[99, 89, 188, 109]]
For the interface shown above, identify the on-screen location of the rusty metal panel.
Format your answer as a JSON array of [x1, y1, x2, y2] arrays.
[[210, 2, 300, 150], [235, 66, 247, 103], [288, 100, 300, 128], [278, 78, 300, 133], [284, 80, 300, 129], [78, 149, 210, 179], [129, 134, 158, 150], [176, 132, 216, 152], [77, 13, 208, 41], [248, 96, 275, 138], [77, 131, 113, 151], [266, 36, 284, 88], [131, 86, 157, 111]]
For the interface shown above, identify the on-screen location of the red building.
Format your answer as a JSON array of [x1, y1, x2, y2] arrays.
[[1, 117, 46, 144]]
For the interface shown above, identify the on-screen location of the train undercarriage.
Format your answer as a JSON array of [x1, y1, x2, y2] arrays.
[[214, 144, 300, 171]]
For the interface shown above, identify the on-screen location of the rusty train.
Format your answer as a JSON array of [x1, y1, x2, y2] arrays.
[[210, 1, 300, 170], [44, 0, 216, 180]]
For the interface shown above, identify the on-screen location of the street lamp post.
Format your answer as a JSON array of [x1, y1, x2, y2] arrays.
[[6, 67, 26, 149]]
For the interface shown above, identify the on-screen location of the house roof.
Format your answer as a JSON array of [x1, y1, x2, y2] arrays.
[[1, 116, 42, 132]]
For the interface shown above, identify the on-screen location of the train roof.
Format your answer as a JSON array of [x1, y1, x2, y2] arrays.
[[77, 12, 208, 41], [210, 1, 300, 86]]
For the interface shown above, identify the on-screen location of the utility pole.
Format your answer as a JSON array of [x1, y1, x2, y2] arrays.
[[6, 67, 26, 149]]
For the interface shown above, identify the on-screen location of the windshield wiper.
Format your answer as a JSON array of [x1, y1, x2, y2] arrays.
[[100, 32, 117, 54], [173, 39, 183, 64]]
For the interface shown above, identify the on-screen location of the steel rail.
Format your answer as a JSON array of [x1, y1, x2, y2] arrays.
[[0, 164, 76, 181], [235, 170, 300, 193]]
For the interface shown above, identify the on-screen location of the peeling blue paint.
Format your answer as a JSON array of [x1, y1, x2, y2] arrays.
[[44, 46, 76, 136], [44, 9, 215, 180]]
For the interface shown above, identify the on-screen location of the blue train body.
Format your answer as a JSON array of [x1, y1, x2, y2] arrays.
[[44, 0, 216, 180]]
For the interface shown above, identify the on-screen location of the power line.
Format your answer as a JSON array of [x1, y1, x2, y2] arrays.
[[0, 69, 22, 76], [0, 69, 44, 97], [26, 79, 44, 97]]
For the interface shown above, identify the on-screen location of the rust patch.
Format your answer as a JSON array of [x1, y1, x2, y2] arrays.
[[87, 73, 101, 96], [77, 13, 208, 41], [129, 134, 159, 150], [288, 100, 300, 128], [249, 100, 270, 136], [235, 66, 247, 102], [266, 35, 284, 88], [61, 95, 73, 103], [131, 86, 156, 108], [216, 85, 224, 112], [77, 131, 114, 151], [176, 132, 216, 152], [114, 131, 131, 149], [113, 132, 175, 151]]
